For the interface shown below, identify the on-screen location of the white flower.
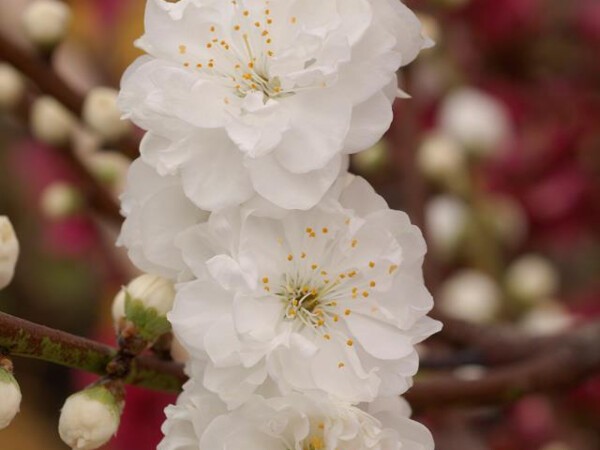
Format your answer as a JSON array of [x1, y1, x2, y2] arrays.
[[439, 87, 512, 156], [417, 132, 466, 184], [118, 0, 431, 210], [118, 158, 209, 279], [0, 216, 19, 290], [159, 379, 434, 450], [439, 270, 501, 324], [0, 368, 21, 429], [58, 385, 123, 450], [170, 175, 440, 405]]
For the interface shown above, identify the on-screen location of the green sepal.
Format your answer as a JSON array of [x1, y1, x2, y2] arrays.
[[124, 291, 172, 342]]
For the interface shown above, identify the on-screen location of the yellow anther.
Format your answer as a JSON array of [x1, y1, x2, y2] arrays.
[[262, 277, 269, 284], [243, 10, 249, 16], [351, 239, 358, 248], [311, 264, 318, 270], [389, 264, 398, 274], [322, 227, 329, 234], [346, 339, 354, 346], [344, 309, 351, 316], [290, 16, 297, 24], [338, 362, 345, 368], [370, 281, 376, 288], [369, 261, 375, 268], [210, 26, 216, 32], [362, 291, 369, 298], [234, 24, 241, 31], [287, 254, 293, 261], [178, 44, 187, 54], [323, 334, 331, 340], [300, 252, 307, 259]]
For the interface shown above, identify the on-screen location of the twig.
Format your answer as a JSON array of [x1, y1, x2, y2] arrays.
[[2, 311, 600, 411], [407, 321, 600, 411], [0, 311, 185, 392]]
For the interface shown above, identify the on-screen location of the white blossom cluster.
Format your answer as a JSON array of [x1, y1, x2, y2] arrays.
[[118, 0, 441, 448]]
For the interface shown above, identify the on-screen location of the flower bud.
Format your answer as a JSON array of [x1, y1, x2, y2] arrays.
[[22, 0, 71, 50], [85, 151, 130, 193], [0, 64, 25, 110], [439, 270, 502, 324], [30, 96, 75, 147], [40, 182, 83, 219], [111, 288, 126, 331], [417, 132, 466, 185], [82, 88, 131, 143], [59, 385, 123, 450], [505, 254, 559, 304], [123, 274, 176, 341], [520, 302, 572, 336], [352, 140, 389, 175], [0, 216, 19, 290], [439, 87, 512, 157], [0, 367, 22, 429], [425, 196, 469, 258]]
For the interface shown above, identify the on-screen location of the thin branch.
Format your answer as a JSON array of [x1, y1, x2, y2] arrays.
[[0, 311, 185, 392], [2, 311, 600, 411], [407, 321, 600, 411]]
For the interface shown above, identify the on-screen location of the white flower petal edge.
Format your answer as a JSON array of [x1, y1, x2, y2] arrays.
[[158, 378, 434, 450], [118, 158, 209, 279], [169, 174, 441, 405], [118, 0, 430, 210]]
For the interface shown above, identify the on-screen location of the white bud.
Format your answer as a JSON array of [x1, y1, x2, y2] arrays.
[[520, 302, 572, 336], [439, 270, 502, 324], [417, 132, 466, 184], [452, 364, 486, 381], [126, 274, 175, 317], [82, 88, 131, 143], [0, 368, 22, 429], [425, 196, 469, 258], [59, 385, 122, 450], [30, 96, 75, 147], [0, 64, 25, 110], [111, 288, 126, 330], [122, 274, 175, 341], [439, 87, 512, 156], [40, 182, 83, 219], [0, 217, 19, 290], [505, 254, 559, 304], [352, 140, 389, 174], [22, 0, 71, 49], [85, 151, 130, 192]]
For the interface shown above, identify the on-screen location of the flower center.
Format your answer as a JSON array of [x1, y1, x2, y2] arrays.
[[176, 4, 303, 100]]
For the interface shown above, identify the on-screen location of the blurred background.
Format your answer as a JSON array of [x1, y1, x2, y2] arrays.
[[0, 0, 599, 449]]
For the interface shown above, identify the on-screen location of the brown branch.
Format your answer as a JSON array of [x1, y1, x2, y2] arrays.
[[407, 321, 600, 411], [2, 311, 600, 411], [0, 30, 139, 159], [0, 311, 185, 392]]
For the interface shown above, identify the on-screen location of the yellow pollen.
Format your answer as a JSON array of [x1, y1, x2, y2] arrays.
[[210, 26, 216, 32], [268, 50, 274, 57], [178, 44, 187, 54], [264, 286, 270, 292], [339, 273, 346, 279], [389, 264, 399, 274], [333, 315, 339, 322], [320, 271, 327, 276], [311, 264, 318, 270], [300, 252, 307, 259], [242, 73, 252, 80], [266, 38, 272, 44], [212, 38, 218, 42], [262, 30, 269, 36], [362, 291, 369, 298], [370, 281, 376, 287], [287, 254, 293, 261], [369, 261, 375, 268], [243, 10, 249, 16], [322, 227, 329, 234], [344, 309, 351, 316], [262, 277, 269, 284], [351, 239, 358, 248], [248, 62, 254, 69], [234, 24, 241, 31], [267, 19, 273, 25], [346, 339, 354, 346], [265, 9, 271, 15], [309, 437, 324, 450], [348, 270, 357, 278], [206, 43, 212, 48], [338, 362, 345, 368], [323, 334, 331, 340], [290, 16, 297, 24], [183, 62, 190, 67], [254, 21, 261, 27], [196, 63, 203, 68], [318, 423, 324, 430], [317, 319, 325, 326], [208, 62, 214, 68]]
